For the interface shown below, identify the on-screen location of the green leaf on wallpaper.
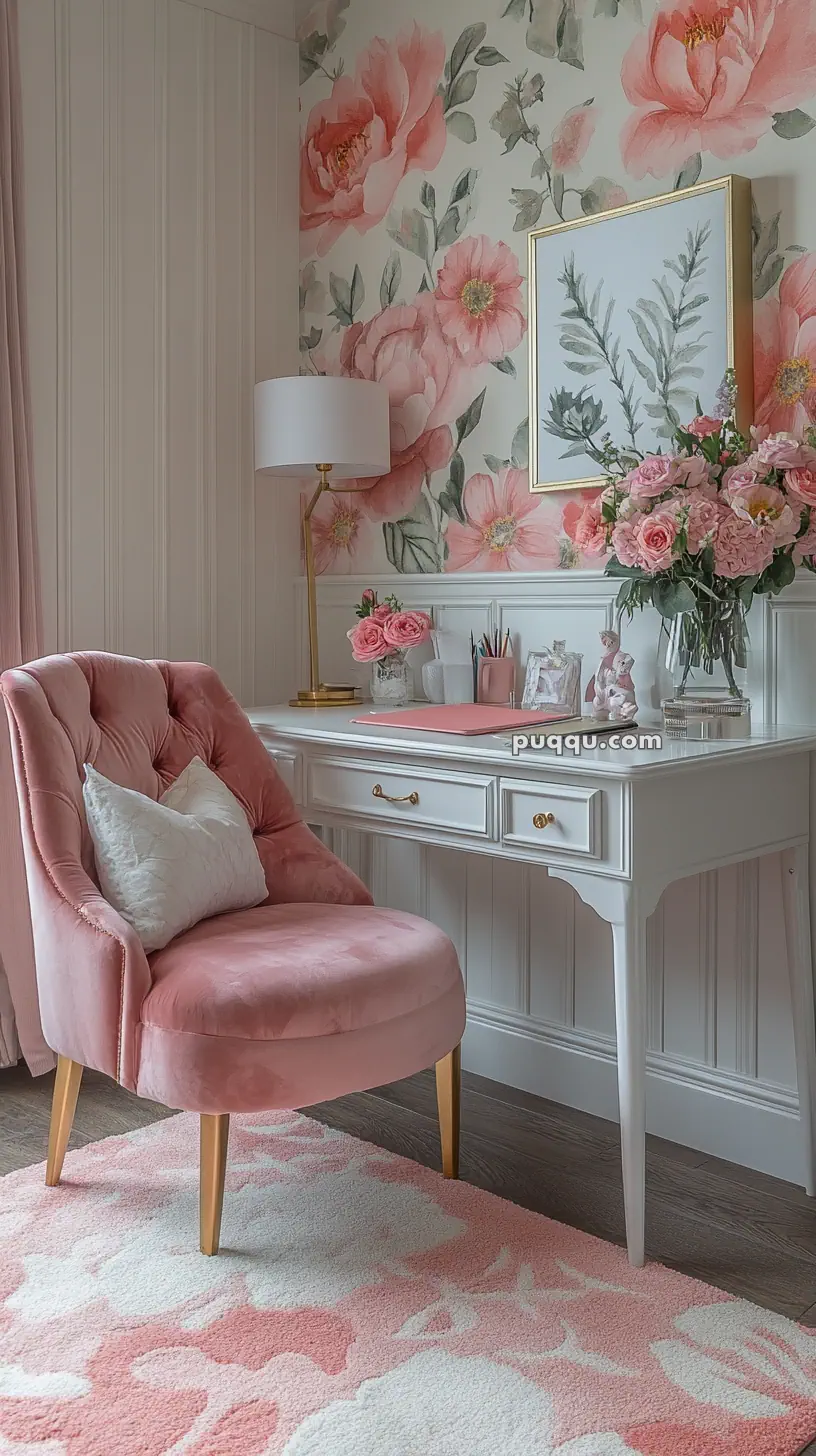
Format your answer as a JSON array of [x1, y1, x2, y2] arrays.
[[438, 451, 467, 523], [299, 326, 322, 352], [449, 23, 487, 82], [511, 418, 529, 469], [383, 494, 442, 574], [448, 70, 479, 109], [493, 355, 517, 377], [386, 207, 431, 261], [456, 388, 487, 445], [446, 111, 477, 144], [674, 153, 702, 190], [754, 254, 785, 299], [556, 0, 584, 68], [484, 454, 510, 472], [511, 188, 544, 231], [420, 181, 436, 214], [349, 264, 364, 317], [379, 252, 402, 310], [450, 169, 477, 205], [502, 0, 526, 17], [552, 171, 565, 216], [772, 108, 816, 139], [475, 45, 508, 65], [328, 271, 356, 327], [594, 0, 620, 13], [436, 208, 464, 248], [299, 32, 328, 85]]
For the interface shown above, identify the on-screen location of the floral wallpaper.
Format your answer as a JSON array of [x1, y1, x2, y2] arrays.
[[298, 0, 816, 575]]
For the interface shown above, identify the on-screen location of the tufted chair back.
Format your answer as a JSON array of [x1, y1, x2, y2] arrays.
[[2, 653, 371, 1089]]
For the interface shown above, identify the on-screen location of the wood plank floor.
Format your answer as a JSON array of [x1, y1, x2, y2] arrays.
[[3, 1060, 816, 1452]]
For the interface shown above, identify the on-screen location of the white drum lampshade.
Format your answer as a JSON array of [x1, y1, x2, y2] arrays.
[[254, 375, 390, 478]]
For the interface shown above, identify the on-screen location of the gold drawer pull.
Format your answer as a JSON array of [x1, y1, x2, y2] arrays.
[[533, 811, 556, 829], [372, 783, 419, 806]]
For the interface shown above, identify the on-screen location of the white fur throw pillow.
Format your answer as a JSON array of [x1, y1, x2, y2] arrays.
[[82, 756, 268, 952]]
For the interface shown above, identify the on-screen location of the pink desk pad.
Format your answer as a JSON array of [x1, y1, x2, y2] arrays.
[[351, 704, 573, 735]]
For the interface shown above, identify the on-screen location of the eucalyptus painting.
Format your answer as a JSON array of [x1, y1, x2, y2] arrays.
[[529, 177, 752, 493]]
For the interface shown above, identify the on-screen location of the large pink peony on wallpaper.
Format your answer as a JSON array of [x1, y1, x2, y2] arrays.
[[299, 0, 816, 575]]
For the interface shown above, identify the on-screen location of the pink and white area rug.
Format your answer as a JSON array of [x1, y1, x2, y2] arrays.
[[1, 1112, 816, 1455]]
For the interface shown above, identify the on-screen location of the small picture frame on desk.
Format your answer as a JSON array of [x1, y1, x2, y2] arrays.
[[521, 644, 582, 716]]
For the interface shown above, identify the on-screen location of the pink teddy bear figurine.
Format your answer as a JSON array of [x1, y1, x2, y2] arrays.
[[606, 651, 638, 723]]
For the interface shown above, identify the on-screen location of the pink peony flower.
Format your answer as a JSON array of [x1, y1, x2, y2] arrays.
[[754, 255, 816, 433], [347, 616, 389, 662], [300, 25, 447, 255], [573, 499, 609, 555], [551, 103, 597, 172], [729, 482, 797, 542], [686, 414, 722, 439], [785, 465, 816, 505], [626, 453, 681, 500], [445, 468, 561, 572], [582, 176, 628, 210], [382, 609, 432, 648], [714, 512, 775, 578], [685, 490, 723, 552], [341, 293, 471, 520], [756, 430, 816, 470], [674, 453, 712, 490], [434, 236, 526, 365], [611, 518, 642, 566], [620, 0, 816, 180], [722, 463, 761, 497], [635, 509, 679, 571], [310, 491, 373, 575]]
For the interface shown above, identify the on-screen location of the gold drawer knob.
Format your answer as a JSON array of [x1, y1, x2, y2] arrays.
[[533, 811, 556, 829], [372, 783, 419, 806]]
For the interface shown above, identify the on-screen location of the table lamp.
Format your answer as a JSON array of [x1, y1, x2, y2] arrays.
[[254, 375, 391, 708]]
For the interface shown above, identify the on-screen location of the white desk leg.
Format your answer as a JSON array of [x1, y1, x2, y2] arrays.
[[781, 844, 816, 1196], [549, 871, 651, 1267], [610, 888, 648, 1268]]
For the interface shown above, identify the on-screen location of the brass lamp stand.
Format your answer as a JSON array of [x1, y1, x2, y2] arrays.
[[293, 464, 363, 708]]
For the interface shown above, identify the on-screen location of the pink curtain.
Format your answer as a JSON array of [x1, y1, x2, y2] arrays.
[[0, 0, 52, 1074]]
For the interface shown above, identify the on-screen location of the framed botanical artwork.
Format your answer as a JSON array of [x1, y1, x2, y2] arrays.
[[528, 175, 754, 494]]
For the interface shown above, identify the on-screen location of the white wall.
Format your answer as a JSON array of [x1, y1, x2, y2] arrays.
[[18, 0, 300, 706], [306, 571, 816, 1184]]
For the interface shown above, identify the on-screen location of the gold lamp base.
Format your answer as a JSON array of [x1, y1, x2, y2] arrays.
[[290, 684, 360, 708]]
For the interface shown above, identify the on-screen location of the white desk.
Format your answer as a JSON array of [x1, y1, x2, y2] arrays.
[[249, 705, 816, 1266]]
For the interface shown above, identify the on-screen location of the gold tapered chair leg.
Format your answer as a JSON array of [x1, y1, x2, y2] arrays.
[[45, 1056, 83, 1187], [200, 1114, 230, 1255], [435, 1044, 461, 1179]]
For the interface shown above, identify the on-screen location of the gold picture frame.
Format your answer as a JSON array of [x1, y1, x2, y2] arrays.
[[527, 174, 754, 494]]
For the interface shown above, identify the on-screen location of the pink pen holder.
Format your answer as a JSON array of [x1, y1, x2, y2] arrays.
[[477, 657, 516, 706]]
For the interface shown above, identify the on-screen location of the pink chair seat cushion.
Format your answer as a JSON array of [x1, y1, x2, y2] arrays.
[[143, 903, 461, 1042]]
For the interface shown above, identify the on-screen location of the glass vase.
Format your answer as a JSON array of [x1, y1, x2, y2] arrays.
[[370, 651, 410, 708], [661, 594, 751, 738]]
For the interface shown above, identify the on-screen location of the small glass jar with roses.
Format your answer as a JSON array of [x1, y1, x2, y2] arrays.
[[347, 590, 433, 709]]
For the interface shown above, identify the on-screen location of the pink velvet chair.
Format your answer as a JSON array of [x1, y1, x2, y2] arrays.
[[2, 652, 466, 1254]]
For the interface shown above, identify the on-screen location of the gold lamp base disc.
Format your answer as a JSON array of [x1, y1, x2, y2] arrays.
[[290, 685, 360, 708]]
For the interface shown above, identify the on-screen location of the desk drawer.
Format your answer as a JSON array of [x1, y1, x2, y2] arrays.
[[500, 777, 601, 859], [307, 755, 495, 839]]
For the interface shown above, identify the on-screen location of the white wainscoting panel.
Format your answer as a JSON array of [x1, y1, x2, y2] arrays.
[[307, 570, 816, 1181], [19, 0, 300, 706]]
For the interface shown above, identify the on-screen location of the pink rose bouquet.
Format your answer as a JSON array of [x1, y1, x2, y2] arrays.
[[347, 589, 431, 663], [572, 372, 816, 693]]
